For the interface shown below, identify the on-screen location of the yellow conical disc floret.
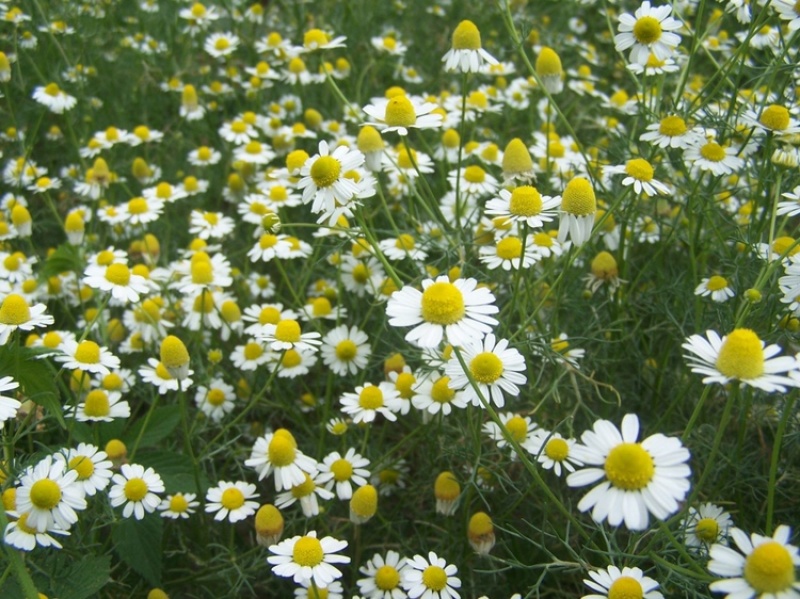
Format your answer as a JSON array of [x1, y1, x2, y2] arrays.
[[502, 138, 534, 179], [743, 541, 796, 594], [715, 329, 764, 380], [350, 484, 377, 523], [561, 177, 596, 215], [384, 95, 416, 128], [452, 20, 482, 50], [357, 125, 384, 153], [536, 47, 563, 76]]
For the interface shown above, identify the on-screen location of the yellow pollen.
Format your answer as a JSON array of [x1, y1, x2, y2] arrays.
[[274, 320, 301, 343], [0, 294, 31, 325], [281, 349, 302, 368], [384, 95, 416, 128], [270, 186, 288, 202], [607, 576, 644, 599], [105, 263, 131, 286], [442, 129, 461, 149], [96, 250, 116, 266], [744, 541, 796, 594], [288, 57, 306, 74], [591, 251, 619, 280], [395, 234, 415, 250], [420, 281, 465, 325], [221, 487, 245, 510], [695, 517, 720, 543], [715, 328, 765, 380], [759, 104, 790, 131], [74, 341, 101, 364], [397, 148, 417, 169], [352, 263, 371, 285], [359, 385, 384, 409], [155, 182, 172, 199], [375, 565, 400, 590], [505, 416, 528, 442], [304, 28, 329, 48], [292, 536, 324, 567], [604, 443, 654, 490], [422, 565, 448, 591], [394, 372, 416, 399], [467, 91, 488, 109], [633, 16, 663, 45], [561, 177, 597, 215], [699, 142, 726, 162], [625, 158, 654, 182], [310, 156, 341, 188], [268, 432, 297, 466], [84, 389, 111, 417], [243, 342, 264, 361], [536, 47, 563, 76], [30, 479, 62, 509], [69, 455, 95, 479], [244, 141, 262, 155], [470, 352, 504, 383], [335, 339, 358, 361], [170, 494, 189, 512], [773, 236, 800, 257], [706, 275, 728, 291], [214, 38, 230, 51], [16, 513, 38, 535], [191, 261, 213, 285], [44, 83, 60, 96], [464, 165, 486, 183], [207, 388, 227, 406], [431, 376, 455, 403], [330, 458, 354, 481], [124, 478, 148, 501], [128, 198, 149, 215], [452, 19, 482, 50], [545, 438, 569, 461]]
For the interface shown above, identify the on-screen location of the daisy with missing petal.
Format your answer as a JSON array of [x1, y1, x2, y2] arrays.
[[694, 276, 735, 303], [708, 524, 800, 598], [412, 372, 469, 419], [357, 550, 408, 599], [482, 412, 541, 459], [321, 324, 372, 376], [158, 492, 199, 519], [605, 158, 670, 196], [529, 431, 584, 477], [614, 1, 682, 65], [297, 140, 365, 218], [244, 428, 318, 491], [0, 293, 54, 345], [108, 463, 164, 520], [258, 318, 321, 353], [582, 565, 664, 599], [83, 262, 150, 304], [681, 503, 733, 549], [558, 177, 597, 247], [69, 389, 131, 422], [15, 455, 86, 532], [442, 19, 498, 73], [0, 375, 20, 429], [445, 334, 527, 408], [4, 512, 69, 551], [402, 551, 461, 599], [362, 94, 443, 137], [640, 114, 703, 149], [57, 443, 113, 497], [268, 530, 350, 589], [205, 480, 259, 523], [567, 413, 691, 531], [32, 82, 77, 113], [386, 275, 499, 348], [340, 382, 402, 424], [275, 472, 334, 518], [682, 328, 800, 392], [484, 186, 561, 229]]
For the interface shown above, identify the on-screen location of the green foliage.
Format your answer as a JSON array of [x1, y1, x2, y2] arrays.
[[112, 516, 163, 588]]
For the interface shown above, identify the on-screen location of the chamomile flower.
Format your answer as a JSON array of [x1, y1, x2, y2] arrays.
[[530, 431, 583, 477], [0, 375, 20, 429], [639, 114, 702, 149], [708, 525, 800, 598], [244, 428, 318, 491], [321, 325, 372, 376], [479, 235, 539, 271], [442, 19, 498, 73], [56, 340, 120, 375], [775, 0, 800, 30], [694, 276, 735, 303], [188, 210, 236, 240], [69, 389, 130, 422], [484, 186, 560, 228], [445, 334, 527, 409], [32, 82, 77, 113], [0, 293, 54, 344], [298, 141, 365, 217], [402, 551, 461, 599], [681, 503, 733, 549], [582, 565, 664, 599], [357, 550, 409, 599], [386, 275, 499, 348], [448, 165, 498, 198], [317, 448, 371, 500], [558, 177, 597, 247], [258, 318, 322, 353], [482, 412, 540, 458], [57, 443, 113, 497], [83, 262, 150, 304], [15, 455, 86, 532], [158, 492, 199, 519], [567, 413, 691, 530], [194, 379, 236, 422], [682, 329, 800, 392], [138, 358, 194, 394], [412, 373, 469, 418], [362, 95, 442, 136], [744, 104, 800, 137], [267, 531, 350, 589], [188, 145, 222, 166], [614, 2, 682, 65], [684, 138, 744, 176], [4, 511, 69, 550], [205, 481, 259, 523], [204, 32, 239, 59], [109, 463, 165, 520], [275, 471, 334, 518], [605, 158, 670, 196], [340, 382, 402, 424]]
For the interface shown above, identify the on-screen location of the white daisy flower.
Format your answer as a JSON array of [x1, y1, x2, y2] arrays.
[[68, 389, 130, 422], [194, 379, 236, 422], [109, 463, 165, 520], [244, 428, 318, 491], [484, 186, 561, 229], [32, 82, 77, 113], [0, 293, 54, 345], [582, 565, 664, 599], [357, 550, 408, 599], [56, 339, 120, 375], [639, 114, 703, 149], [299, 28, 347, 52], [777, 185, 800, 217], [158, 492, 199, 519], [605, 158, 670, 196], [57, 443, 113, 497], [445, 334, 527, 409], [441, 19, 498, 73], [14, 455, 86, 532], [412, 372, 469, 418], [340, 382, 402, 424], [273, 347, 318, 379], [3, 511, 69, 551], [267, 531, 350, 589], [482, 412, 541, 459], [682, 329, 800, 393], [447, 164, 498, 198], [378, 233, 428, 262], [320, 324, 372, 376], [119, 196, 165, 227], [205, 480, 259, 523], [614, 1, 682, 66], [297, 140, 365, 218], [316, 448, 370, 500], [275, 472, 334, 518], [681, 503, 733, 548], [567, 413, 691, 531], [683, 138, 744, 176], [257, 318, 321, 353], [138, 358, 194, 395], [402, 551, 461, 599], [479, 235, 540, 271], [694, 276, 735, 303], [708, 524, 800, 598], [386, 275, 499, 348], [204, 31, 239, 58], [529, 431, 583, 477], [83, 262, 151, 304], [557, 177, 597, 247], [188, 145, 222, 167], [362, 94, 442, 136], [0, 375, 20, 429]]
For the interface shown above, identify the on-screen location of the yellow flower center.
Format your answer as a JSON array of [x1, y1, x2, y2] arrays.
[[496, 236, 523, 260], [84, 389, 111, 417], [773, 236, 800, 257], [431, 376, 456, 403], [220, 487, 245, 510], [214, 38, 230, 51], [191, 261, 213, 285], [290, 473, 316, 498], [505, 416, 528, 442], [384, 95, 416, 128], [715, 328, 764, 380], [335, 339, 358, 361], [170, 494, 189, 512], [304, 28, 329, 48], [75, 341, 101, 364], [331, 458, 354, 481], [625, 158, 654, 182], [470, 352, 504, 383], [561, 177, 596, 215], [244, 141, 262, 155], [694, 517, 720, 543], [536, 47, 563, 76], [452, 19, 481, 50], [155, 182, 173, 199], [591, 251, 619, 280], [124, 478, 148, 502], [395, 234, 415, 250], [604, 443, 655, 490], [467, 90, 488, 109], [44, 82, 61, 96], [545, 438, 569, 461], [259, 307, 281, 325], [659, 115, 687, 136], [759, 105, 790, 131], [397, 148, 417, 170], [281, 349, 302, 368], [420, 281, 465, 325], [0, 294, 31, 325], [268, 432, 297, 467], [128, 198, 149, 215], [422, 565, 448, 591], [633, 16, 663, 45], [394, 372, 416, 399], [30, 479, 62, 509], [359, 385, 384, 409], [191, 2, 206, 17], [288, 57, 306, 74], [161, 336, 189, 367], [197, 146, 212, 161], [699, 142, 726, 162], [292, 536, 324, 567], [207, 388, 226, 406], [243, 342, 264, 361], [464, 165, 486, 183], [308, 297, 331, 317], [509, 186, 543, 216], [310, 156, 341, 188], [442, 129, 460, 149], [503, 138, 534, 174], [744, 542, 797, 594], [607, 576, 644, 599], [42, 331, 63, 348], [705, 275, 728, 291], [375, 565, 401, 590], [105, 263, 131, 286], [274, 319, 301, 343], [16, 513, 38, 535]]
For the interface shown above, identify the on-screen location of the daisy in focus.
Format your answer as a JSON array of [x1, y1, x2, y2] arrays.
[[681, 503, 733, 549], [244, 428, 318, 491], [614, 1, 682, 65], [362, 94, 442, 136], [108, 463, 165, 520], [442, 20, 498, 73], [582, 565, 664, 599], [529, 431, 583, 477], [205, 481, 259, 523], [694, 276, 735, 303], [14, 455, 86, 532], [267, 531, 350, 589], [682, 328, 800, 392], [567, 413, 691, 530], [402, 551, 461, 599]]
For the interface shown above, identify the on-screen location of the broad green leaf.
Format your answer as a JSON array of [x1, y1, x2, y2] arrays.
[[51, 555, 111, 599], [37, 243, 83, 281], [124, 405, 181, 449], [0, 344, 64, 428], [137, 449, 208, 495], [112, 515, 162, 587]]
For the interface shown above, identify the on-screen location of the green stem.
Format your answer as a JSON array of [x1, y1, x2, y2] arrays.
[[765, 395, 795, 535]]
